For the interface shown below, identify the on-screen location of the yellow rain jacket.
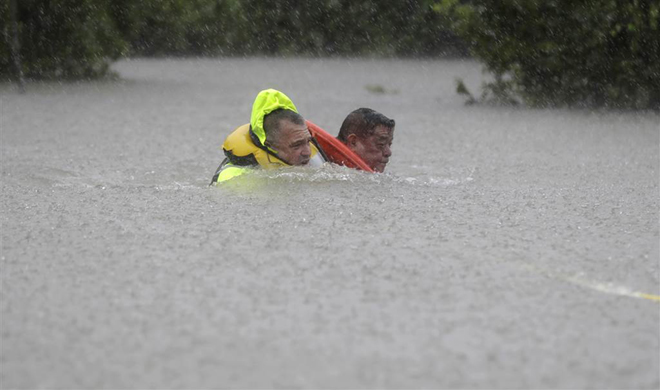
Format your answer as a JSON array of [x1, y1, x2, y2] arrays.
[[211, 89, 325, 183]]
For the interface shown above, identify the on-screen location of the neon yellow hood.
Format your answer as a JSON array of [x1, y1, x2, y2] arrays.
[[250, 89, 298, 146]]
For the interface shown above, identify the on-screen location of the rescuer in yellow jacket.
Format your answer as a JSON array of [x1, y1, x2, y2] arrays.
[[211, 89, 327, 183]]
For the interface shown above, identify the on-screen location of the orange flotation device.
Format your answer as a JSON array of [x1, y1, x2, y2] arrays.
[[306, 120, 374, 173]]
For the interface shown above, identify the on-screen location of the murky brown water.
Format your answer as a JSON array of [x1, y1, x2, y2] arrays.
[[1, 58, 659, 388]]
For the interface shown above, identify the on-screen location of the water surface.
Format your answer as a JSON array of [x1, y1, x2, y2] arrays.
[[1, 58, 659, 388]]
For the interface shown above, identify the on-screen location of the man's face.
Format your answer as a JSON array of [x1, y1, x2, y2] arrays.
[[347, 125, 394, 172], [268, 120, 313, 166]]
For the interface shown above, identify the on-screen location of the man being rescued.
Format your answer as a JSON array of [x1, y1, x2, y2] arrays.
[[336, 108, 394, 173], [211, 89, 327, 183]]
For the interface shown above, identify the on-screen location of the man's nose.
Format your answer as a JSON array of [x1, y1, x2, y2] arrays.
[[301, 143, 311, 157], [382, 144, 392, 158]]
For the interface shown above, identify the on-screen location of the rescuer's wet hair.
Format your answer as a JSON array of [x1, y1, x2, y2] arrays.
[[337, 108, 395, 142], [264, 109, 305, 142]]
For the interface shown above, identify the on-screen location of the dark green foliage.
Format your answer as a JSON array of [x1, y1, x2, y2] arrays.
[[1, 0, 463, 81], [455, 78, 477, 105], [109, 0, 229, 56], [2, 0, 125, 80], [1, 1, 12, 79], [227, 0, 464, 56], [436, 0, 660, 109]]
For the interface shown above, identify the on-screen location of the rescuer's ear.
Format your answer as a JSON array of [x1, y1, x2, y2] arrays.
[[264, 138, 275, 149]]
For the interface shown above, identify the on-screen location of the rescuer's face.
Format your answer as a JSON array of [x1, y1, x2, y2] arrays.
[[268, 120, 313, 166], [347, 125, 394, 172]]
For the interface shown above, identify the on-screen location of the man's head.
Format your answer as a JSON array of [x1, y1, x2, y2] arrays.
[[337, 108, 395, 172], [263, 109, 312, 166]]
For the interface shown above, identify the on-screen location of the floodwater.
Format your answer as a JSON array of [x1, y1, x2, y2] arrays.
[[1, 58, 659, 389]]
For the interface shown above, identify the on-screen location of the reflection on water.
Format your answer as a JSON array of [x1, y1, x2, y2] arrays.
[[1, 58, 658, 389], [218, 163, 474, 192]]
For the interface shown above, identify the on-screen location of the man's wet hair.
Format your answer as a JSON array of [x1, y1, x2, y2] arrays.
[[337, 108, 395, 142], [264, 109, 305, 143]]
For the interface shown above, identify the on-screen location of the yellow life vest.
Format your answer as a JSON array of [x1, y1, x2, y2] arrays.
[[223, 124, 289, 168], [211, 124, 325, 183], [211, 88, 326, 184]]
